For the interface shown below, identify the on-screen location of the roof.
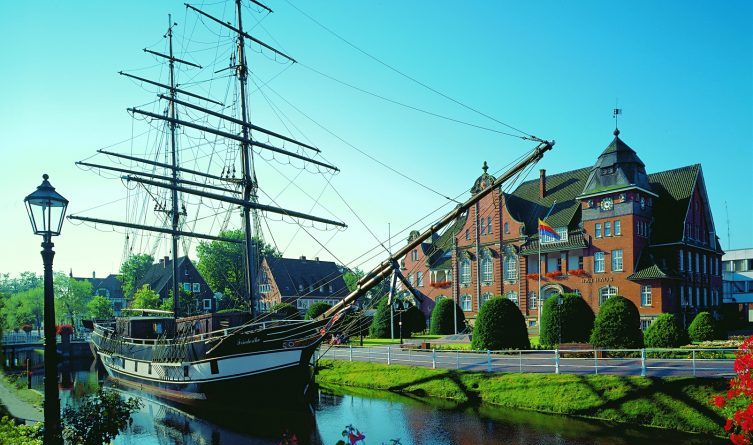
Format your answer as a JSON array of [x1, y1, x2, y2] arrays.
[[647, 164, 700, 245], [519, 231, 589, 255], [580, 129, 651, 197], [265, 257, 348, 298], [627, 248, 673, 280], [504, 167, 591, 236], [134, 256, 191, 294], [426, 212, 468, 270]]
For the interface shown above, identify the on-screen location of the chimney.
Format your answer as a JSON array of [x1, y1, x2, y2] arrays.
[[92, 271, 96, 279], [164, 256, 170, 268], [314, 257, 320, 262], [159, 258, 165, 267], [539, 169, 546, 198], [69, 269, 73, 278], [300, 255, 306, 261]]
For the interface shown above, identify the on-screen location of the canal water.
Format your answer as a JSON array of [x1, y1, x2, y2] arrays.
[[6, 351, 726, 445]]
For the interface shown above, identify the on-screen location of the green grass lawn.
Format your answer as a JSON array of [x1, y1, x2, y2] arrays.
[[316, 360, 728, 437]]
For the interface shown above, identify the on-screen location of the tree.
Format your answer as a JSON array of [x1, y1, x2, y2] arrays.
[[402, 304, 427, 334], [130, 285, 161, 310], [644, 313, 688, 348], [305, 301, 332, 320], [1, 287, 44, 333], [196, 230, 280, 302], [368, 298, 411, 339], [160, 288, 199, 315], [61, 389, 142, 445], [429, 298, 465, 335], [87, 295, 114, 319], [342, 268, 364, 293], [0, 271, 42, 295], [688, 311, 720, 342], [471, 297, 530, 350], [54, 273, 93, 325], [589, 296, 644, 349], [118, 254, 154, 299], [539, 293, 595, 347], [270, 302, 300, 320]]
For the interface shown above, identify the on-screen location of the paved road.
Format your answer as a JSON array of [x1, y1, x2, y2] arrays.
[[318, 346, 734, 378]]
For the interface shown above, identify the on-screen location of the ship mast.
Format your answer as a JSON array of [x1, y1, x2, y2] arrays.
[[167, 15, 181, 317]]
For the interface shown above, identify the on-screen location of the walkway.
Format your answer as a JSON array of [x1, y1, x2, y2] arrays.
[[0, 378, 42, 424]]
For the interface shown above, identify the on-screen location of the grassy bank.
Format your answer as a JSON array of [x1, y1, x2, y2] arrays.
[[316, 360, 728, 437], [0, 371, 43, 409]]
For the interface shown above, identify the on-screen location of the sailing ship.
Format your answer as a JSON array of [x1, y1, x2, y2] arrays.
[[73, 0, 554, 405]]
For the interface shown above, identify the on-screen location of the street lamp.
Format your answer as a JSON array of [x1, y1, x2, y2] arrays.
[[24, 174, 68, 445], [557, 295, 564, 346]]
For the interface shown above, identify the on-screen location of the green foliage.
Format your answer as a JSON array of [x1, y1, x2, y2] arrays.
[[0, 272, 42, 295], [1, 287, 43, 332], [589, 296, 644, 349], [342, 268, 364, 293], [118, 254, 154, 298], [61, 388, 142, 445], [0, 416, 42, 444], [305, 301, 332, 320], [644, 313, 689, 348], [160, 289, 197, 316], [270, 302, 300, 320], [196, 230, 280, 303], [130, 285, 161, 310], [688, 311, 720, 342], [369, 298, 394, 338], [54, 273, 93, 325], [471, 297, 530, 350], [86, 295, 114, 319], [540, 293, 595, 347], [429, 298, 466, 335], [402, 304, 426, 334]]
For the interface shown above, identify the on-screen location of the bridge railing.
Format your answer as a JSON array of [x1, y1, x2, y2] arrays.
[[315, 345, 737, 378]]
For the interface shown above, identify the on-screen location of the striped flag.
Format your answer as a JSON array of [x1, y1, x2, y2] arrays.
[[538, 219, 560, 241]]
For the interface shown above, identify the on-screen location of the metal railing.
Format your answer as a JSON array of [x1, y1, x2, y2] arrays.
[[315, 345, 736, 378]]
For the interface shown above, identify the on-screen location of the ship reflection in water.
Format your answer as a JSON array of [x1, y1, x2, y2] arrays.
[[17, 359, 726, 445]]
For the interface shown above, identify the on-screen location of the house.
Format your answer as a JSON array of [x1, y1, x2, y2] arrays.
[[134, 256, 216, 314], [256, 256, 349, 315], [723, 248, 753, 320], [402, 129, 724, 332], [69, 271, 126, 316]]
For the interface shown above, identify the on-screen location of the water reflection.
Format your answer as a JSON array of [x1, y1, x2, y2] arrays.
[[5, 356, 727, 445]]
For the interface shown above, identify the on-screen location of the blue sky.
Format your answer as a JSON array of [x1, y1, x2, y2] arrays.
[[0, 1, 750, 278]]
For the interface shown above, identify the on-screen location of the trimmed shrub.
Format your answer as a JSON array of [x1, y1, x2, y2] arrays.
[[403, 305, 427, 334], [540, 293, 595, 347], [589, 296, 644, 349], [429, 298, 466, 335], [305, 302, 332, 320], [644, 313, 688, 348], [688, 311, 720, 342], [368, 299, 412, 338], [471, 297, 530, 350], [270, 302, 300, 320]]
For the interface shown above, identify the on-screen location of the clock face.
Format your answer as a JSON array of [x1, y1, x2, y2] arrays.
[[600, 197, 613, 211]]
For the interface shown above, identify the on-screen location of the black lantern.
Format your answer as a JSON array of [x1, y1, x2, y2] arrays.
[[24, 174, 69, 237]]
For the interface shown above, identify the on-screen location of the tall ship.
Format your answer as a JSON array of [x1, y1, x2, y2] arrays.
[[74, 0, 553, 405]]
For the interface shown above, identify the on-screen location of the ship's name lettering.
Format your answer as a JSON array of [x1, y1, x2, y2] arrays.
[[581, 276, 614, 284], [237, 337, 261, 346]]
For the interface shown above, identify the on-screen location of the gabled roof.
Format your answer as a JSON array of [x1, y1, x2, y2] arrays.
[[580, 129, 651, 198], [426, 212, 468, 270], [266, 257, 348, 298], [134, 256, 191, 294], [647, 164, 700, 245], [504, 167, 591, 236]]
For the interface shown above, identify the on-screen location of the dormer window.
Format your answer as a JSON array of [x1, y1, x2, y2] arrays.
[[601, 165, 616, 175]]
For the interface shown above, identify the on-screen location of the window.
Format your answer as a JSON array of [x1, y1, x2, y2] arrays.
[[203, 299, 212, 310], [605, 222, 611, 237], [487, 217, 492, 234], [298, 283, 304, 293], [640, 319, 652, 331], [407, 274, 414, 286], [611, 249, 623, 272], [595, 223, 602, 238], [578, 256, 584, 270], [679, 250, 684, 271], [528, 292, 537, 310], [460, 259, 471, 285], [259, 283, 271, 294], [614, 220, 621, 235], [504, 222, 509, 234], [309, 285, 314, 293], [480, 221, 486, 235], [599, 286, 617, 305], [528, 320, 538, 328], [328, 285, 333, 293], [480, 293, 493, 308], [461, 295, 472, 312], [411, 250, 418, 261], [417, 272, 424, 287], [594, 252, 605, 273], [504, 255, 517, 281], [193, 283, 200, 293], [506, 291, 518, 307], [481, 254, 494, 283], [183, 282, 191, 292], [465, 229, 470, 240], [641, 285, 652, 307], [541, 227, 567, 244], [297, 299, 310, 309]]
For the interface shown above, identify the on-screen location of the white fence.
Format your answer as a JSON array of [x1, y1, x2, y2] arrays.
[[316, 345, 736, 378]]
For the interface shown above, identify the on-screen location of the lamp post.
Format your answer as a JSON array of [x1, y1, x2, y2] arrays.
[[24, 174, 68, 445], [557, 294, 564, 346]]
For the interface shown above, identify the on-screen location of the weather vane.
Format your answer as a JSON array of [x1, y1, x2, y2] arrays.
[[613, 105, 622, 130]]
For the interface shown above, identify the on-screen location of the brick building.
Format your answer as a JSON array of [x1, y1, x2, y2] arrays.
[[401, 129, 723, 332]]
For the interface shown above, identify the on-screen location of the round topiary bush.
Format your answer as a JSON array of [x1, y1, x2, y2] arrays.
[[270, 302, 300, 320], [589, 296, 644, 349], [688, 311, 720, 342], [305, 301, 332, 320], [471, 297, 530, 350], [429, 298, 466, 335], [540, 293, 595, 347], [644, 313, 688, 348], [368, 298, 413, 338], [402, 305, 427, 334]]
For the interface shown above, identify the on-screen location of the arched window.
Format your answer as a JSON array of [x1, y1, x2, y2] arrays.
[[461, 295, 472, 312], [460, 259, 471, 286], [599, 286, 618, 305], [504, 255, 517, 281], [480, 292, 493, 308], [506, 291, 518, 306], [481, 251, 493, 283]]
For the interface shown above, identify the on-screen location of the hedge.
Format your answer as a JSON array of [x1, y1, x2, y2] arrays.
[[471, 297, 530, 350]]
